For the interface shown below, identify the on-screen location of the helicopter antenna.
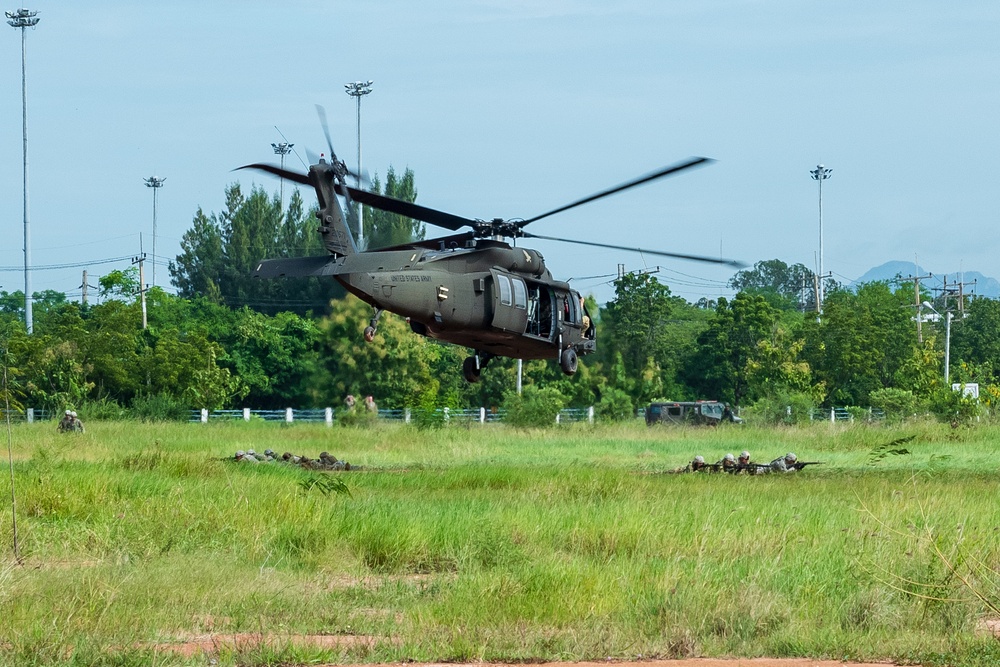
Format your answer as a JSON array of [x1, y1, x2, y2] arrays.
[[275, 126, 309, 170]]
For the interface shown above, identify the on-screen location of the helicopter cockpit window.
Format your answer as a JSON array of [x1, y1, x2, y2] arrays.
[[512, 278, 527, 310], [497, 275, 512, 306]]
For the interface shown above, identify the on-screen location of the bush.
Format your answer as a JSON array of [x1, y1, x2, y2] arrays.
[[129, 393, 189, 422], [745, 391, 816, 425], [502, 386, 566, 428], [927, 386, 982, 424], [79, 397, 126, 421], [337, 408, 377, 428], [868, 388, 921, 423], [595, 387, 634, 422]]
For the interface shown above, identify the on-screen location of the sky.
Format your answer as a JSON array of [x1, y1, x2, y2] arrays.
[[0, 1, 998, 308]]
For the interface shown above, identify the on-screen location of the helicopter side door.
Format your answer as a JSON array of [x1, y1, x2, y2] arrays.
[[490, 270, 529, 334]]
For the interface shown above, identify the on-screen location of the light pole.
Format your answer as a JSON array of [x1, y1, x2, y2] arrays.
[[144, 176, 165, 288], [810, 163, 832, 311], [271, 141, 293, 207], [923, 301, 953, 386], [345, 80, 373, 249], [7, 8, 39, 333]]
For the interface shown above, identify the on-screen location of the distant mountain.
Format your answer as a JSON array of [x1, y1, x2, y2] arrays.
[[852, 261, 1000, 298]]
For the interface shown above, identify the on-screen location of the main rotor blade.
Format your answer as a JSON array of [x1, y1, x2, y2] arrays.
[[517, 157, 715, 229], [236, 163, 312, 187], [520, 231, 746, 268], [335, 184, 477, 232]]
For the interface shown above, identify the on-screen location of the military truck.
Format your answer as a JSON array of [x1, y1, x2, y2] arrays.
[[645, 400, 742, 426]]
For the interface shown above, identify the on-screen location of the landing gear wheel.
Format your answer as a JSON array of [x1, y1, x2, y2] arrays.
[[463, 356, 481, 383], [560, 348, 579, 376], [364, 308, 383, 343]]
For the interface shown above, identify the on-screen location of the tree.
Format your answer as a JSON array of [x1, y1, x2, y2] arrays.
[[603, 273, 673, 386], [684, 293, 780, 406], [362, 167, 426, 250], [949, 297, 1000, 384], [802, 282, 917, 405], [312, 295, 444, 409], [728, 259, 820, 311], [171, 185, 346, 316], [170, 207, 224, 303]]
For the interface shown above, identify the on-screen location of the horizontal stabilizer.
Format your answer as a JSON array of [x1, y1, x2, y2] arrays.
[[253, 256, 341, 279]]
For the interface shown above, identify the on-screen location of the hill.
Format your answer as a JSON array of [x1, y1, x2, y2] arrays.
[[853, 261, 1000, 298]]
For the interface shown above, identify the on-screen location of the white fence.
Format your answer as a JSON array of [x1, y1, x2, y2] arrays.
[[185, 406, 597, 425]]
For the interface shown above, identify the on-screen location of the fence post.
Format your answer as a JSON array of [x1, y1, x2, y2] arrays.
[[556, 412, 561, 424], [443, 407, 450, 422], [325, 407, 333, 427], [200, 409, 208, 423], [830, 408, 835, 423], [285, 407, 293, 423], [588, 406, 594, 424], [404, 408, 411, 424], [479, 407, 486, 424], [243, 407, 251, 422], [26, 408, 33, 424]]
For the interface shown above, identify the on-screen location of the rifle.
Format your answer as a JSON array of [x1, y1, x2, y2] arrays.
[[790, 461, 824, 471]]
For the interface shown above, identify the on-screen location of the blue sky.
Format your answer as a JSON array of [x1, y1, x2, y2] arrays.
[[0, 1, 997, 306]]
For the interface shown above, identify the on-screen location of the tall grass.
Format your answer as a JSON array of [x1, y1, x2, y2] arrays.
[[0, 419, 998, 665]]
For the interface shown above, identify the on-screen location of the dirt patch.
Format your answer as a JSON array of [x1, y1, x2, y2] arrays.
[[138, 632, 380, 658], [319, 662, 895, 667], [977, 618, 1000, 637], [140, 639, 900, 667]]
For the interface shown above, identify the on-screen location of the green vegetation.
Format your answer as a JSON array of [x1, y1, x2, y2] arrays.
[[0, 420, 999, 665], [2, 176, 999, 422]]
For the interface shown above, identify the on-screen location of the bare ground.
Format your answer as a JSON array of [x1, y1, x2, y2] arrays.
[[139, 635, 899, 667]]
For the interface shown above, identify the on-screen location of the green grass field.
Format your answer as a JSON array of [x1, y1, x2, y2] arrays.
[[1, 419, 999, 666]]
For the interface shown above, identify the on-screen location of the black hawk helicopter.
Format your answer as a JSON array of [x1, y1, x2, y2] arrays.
[[240, 120, 742, 383]]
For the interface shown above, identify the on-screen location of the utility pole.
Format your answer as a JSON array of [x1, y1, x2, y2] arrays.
[[80, 270, 97, 307], [132, 253, 147, 330], [810, 164, 832, 312], [938, 275, 977, 317], [902, 273, 932, 343], [271, 141, 293, 207], [345, 80, 373, 249], [812, 272, 832, 315], [144, 176, 165, 288], [7, 8, 39, 334]]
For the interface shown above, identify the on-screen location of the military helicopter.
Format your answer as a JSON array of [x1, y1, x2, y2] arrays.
[[241, 117, 742, 383]]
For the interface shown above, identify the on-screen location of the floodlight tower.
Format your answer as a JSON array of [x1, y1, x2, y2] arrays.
[[810, 163, 832, 310], [345, 80, 373, 249], [7, 7, 39, 334], [271, 141, 293, 207], [144, 176, 165, 288]]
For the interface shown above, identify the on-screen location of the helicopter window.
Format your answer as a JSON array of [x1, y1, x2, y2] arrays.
[[512, 278, 527, 310], [497, 275, 512, 306]]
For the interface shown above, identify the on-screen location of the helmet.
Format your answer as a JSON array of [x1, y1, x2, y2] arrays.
[[724, 453, 735, 462], [70, 411, 77, 417], [235, 450, 246, 457], [320, 451, 330, 459], [282, 452, 292, 460], [65, 410, 72, 416], [264, 449, 274, 457], [740, 450, 750, 459], [247, 449, 256, 456], [785, 452, 797, 463], [694, 455, 705, 463]]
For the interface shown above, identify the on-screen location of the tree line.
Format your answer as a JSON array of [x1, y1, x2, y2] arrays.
[[0, 174, 996, 423]]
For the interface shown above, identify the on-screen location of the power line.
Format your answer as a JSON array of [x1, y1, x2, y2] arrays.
[[0, 255, 133, 272]]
